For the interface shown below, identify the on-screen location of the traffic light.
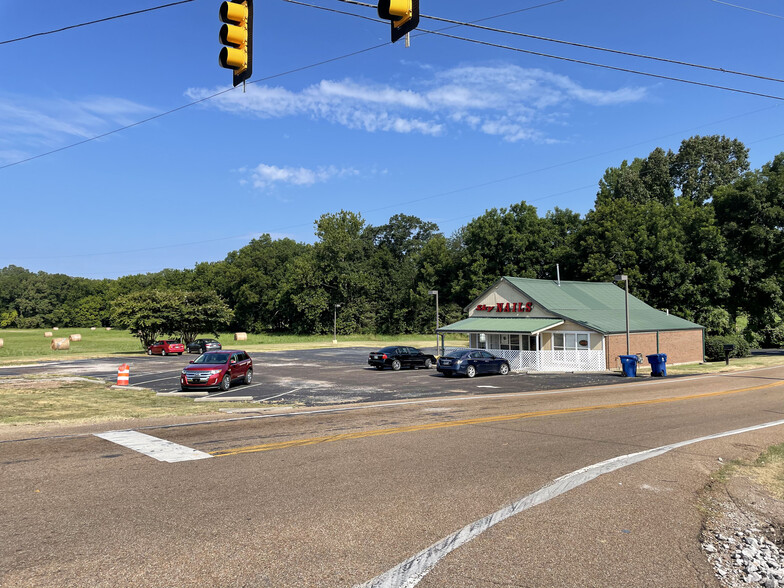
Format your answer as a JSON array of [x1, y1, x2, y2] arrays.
[[219, 0, 253, 87], [377, 0, 419, 43]]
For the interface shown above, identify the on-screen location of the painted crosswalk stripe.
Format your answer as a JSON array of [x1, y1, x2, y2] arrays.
[[94, 430, 212, 463]]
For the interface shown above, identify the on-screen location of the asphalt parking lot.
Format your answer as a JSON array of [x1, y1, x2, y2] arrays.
[[0, 347, 652, 406]]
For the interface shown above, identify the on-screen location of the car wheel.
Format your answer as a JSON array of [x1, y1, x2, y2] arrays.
[[391, 359, 402, 371], [177, 352, 182, 356], [180, 385, 188, 391], [499, 363, 510, 375], [423, 358, 432, 369], [147, 349, 152, 355], [220, 374, 231, 391], [466, 365, 477, 378], [162, 350, 167, 356], [244, 369, 253, 385]]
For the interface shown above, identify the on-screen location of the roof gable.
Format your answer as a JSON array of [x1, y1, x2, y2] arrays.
[[502, 277, 703, 333]]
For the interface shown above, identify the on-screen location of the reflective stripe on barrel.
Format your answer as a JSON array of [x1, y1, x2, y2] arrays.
[[117, 364, 130, 386]]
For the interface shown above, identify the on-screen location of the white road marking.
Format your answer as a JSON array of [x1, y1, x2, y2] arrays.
[[94, 431, 212, 463], [354, 418, 784, 588], [256, 388, 302, 402], [476, 385, 499, 389]]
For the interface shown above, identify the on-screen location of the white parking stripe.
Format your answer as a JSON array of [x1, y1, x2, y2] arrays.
[[94, 431, 212, 463], [256, 388, 301, 402], [355, 418, 784, 588]]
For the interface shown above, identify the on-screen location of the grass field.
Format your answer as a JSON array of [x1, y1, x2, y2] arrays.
[[0, 328, 469, 365], [0, 376, 259, 426]]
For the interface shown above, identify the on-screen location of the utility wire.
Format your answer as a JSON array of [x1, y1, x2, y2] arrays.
[[709, 0, 784, 20], [0, 0, 197, 46], [292, 0, 784, 101], [336, 0, 784, 84], [424, 28, 784, 101], [0, 42, 389, 171], [0, 1, 560, 170]]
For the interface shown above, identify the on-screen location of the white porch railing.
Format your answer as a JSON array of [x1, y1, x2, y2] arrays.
[[442, 347, 607, 372]]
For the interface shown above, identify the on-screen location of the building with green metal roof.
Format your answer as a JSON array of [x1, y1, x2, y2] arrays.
[[437, 277, 704, 372]]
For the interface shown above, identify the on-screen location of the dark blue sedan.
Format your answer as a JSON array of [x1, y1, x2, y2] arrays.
[[437, 349, 511, 378]]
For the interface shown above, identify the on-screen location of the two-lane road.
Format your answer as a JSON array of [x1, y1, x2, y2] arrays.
[[3, 365, 784, 587]]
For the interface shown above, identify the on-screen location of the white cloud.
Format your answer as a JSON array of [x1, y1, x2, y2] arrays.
[[186, 63, 647, 143], [0, 94, 156, 162], [250, 163, 359, 190]]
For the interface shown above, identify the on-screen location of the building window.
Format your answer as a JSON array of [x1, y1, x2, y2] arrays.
[[553, 332, 591, 351]]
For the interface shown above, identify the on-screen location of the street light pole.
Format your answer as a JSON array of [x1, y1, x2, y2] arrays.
[[333, 304, 341, 344], [614, 275, 630, 355], [428, 290, 439, 356]]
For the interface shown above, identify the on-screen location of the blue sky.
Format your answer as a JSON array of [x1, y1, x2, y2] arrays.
[[1, 0, 782, 279]]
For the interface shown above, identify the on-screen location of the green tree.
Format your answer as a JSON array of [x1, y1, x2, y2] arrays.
[[671, 135, 749, 204], [111, 289, 181, 349], [713, 153, 784, 343]]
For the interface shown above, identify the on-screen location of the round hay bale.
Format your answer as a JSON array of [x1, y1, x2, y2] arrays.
[[106, 327, 112, 331], [69, 334, 82, 342], [90, 327, 96, 331], [44, 331, 53, 337], [53, 327, 59, 331], [234, 332, 248, 341], [0, 338, 3, 349], [51, 338, 70, 350]]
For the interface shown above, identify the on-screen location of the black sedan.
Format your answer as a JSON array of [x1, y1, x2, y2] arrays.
[[437, 349, 510, 378], [186, 338, 222, 354], [368, 346, 436, 371]]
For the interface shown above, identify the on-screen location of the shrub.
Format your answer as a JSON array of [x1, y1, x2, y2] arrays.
[[705, 335, 751, 361]]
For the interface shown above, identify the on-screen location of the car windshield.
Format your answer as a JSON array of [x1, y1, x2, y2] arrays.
[[193, 353, 229, 364], [379, 346, 398, 353], [445, 350, 468, 358], [166, 340, 180, 344]]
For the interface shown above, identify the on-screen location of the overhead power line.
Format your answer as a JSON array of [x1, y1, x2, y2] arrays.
[[291, 0, 784, 101], [0, 0, 197, 46], [336, 0, 784, 84], [0, 1, 562, 170], [709, 0, 784, 20]]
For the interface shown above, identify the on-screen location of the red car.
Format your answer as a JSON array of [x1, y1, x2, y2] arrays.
[[180, 350, 253, 392], [147, 339, 185, 356]]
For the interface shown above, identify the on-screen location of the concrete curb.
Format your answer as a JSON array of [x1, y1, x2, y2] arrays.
[[156, 391, 209, 397], [195, 395, 254, 402]]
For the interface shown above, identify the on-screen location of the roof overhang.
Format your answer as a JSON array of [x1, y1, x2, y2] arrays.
[[437, 317, 564, 335]]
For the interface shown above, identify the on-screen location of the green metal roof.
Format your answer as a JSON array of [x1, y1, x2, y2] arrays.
[[437, 317, 564, 334], [502, 277, 703, 334]]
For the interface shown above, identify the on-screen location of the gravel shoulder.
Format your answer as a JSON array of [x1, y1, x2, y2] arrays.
[[701, 454, 784, 587]]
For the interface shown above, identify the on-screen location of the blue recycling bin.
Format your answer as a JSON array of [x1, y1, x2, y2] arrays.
[[647, 353, 667, 377], [619, 355, 640, 377]]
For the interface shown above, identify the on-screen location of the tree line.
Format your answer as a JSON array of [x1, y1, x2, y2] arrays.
[[1, 135, 782, 349]]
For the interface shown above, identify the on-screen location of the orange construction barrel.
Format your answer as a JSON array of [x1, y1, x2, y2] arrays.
[[117, 364, 130, 386]]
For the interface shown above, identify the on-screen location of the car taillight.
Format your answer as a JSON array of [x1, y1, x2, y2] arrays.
[[382, 354, 387, 359]]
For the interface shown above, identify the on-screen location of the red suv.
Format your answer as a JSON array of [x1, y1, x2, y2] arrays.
[[180, 350, 253, 392], [148, 340, 185, 355]]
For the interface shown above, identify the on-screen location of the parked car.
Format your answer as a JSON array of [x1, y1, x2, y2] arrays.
[[368, 346, 436, 371], [147, 339, 185, 356], [180, 350, 253, 392], [437, 349, 510, 378], [186, 338, 222, 354]]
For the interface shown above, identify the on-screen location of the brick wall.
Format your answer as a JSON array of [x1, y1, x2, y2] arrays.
[[605, 329, 704, 370]]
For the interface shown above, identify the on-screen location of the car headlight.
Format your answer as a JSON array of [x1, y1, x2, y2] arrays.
[[181, 369, 188, 375], [206, 369, 222, 375], [454, 359, 462, 365]]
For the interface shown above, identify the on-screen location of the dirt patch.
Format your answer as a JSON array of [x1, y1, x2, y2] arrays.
[[701, 466, 784, 586]]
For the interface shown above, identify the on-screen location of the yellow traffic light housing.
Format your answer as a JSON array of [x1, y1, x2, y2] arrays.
[[219, 0, 253, 87], [378, 0, 419, 43]]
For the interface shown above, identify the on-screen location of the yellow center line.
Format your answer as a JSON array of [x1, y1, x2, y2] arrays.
[[210, 380, 784, 458]]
